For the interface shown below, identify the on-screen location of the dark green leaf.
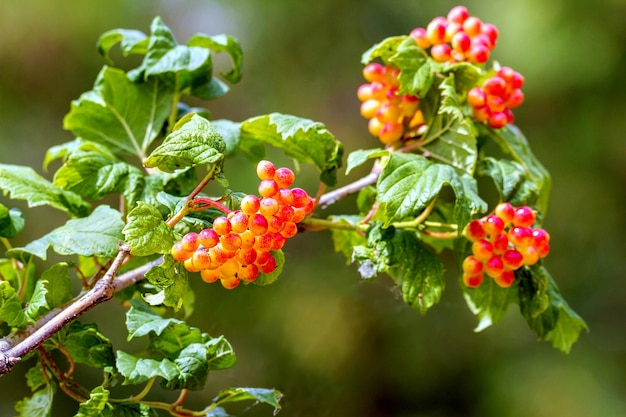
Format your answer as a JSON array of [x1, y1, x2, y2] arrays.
[[25, 365, 48, 392], [144, 113, 225, 173], [213, 387, 282, 412], [345, 148, 387, 175], [481, 124, 552, 213], [160, 343, 209, 390], [389, 38, 438, 98], [163, 272, 188, 312], [123, 202, 176, 256], [240, 113, 344, 186], [0, 164, 90, 217], [205, 335, 236, 371], [361, 36, 408, 64], [422, 116, 478, 175], [0, 206, 25, 238], [187, 33, 244, 84], [62, 321, 116, 369], [64, 66, 174, 158], [15, 383, 55, 417], [0, 281, 29, 327], [10, 205, 124, 261], [519, 266, 588, 353], [376, 153, 486, 229], [477, 157, 539, 206]]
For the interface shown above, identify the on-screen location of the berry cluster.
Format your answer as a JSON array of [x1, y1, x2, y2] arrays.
[[410, 6, 498, 64], [357, 63, 426, 145], [462, 202, 550, 288], [171, 160, 314, 289], [467, 67, 525, 129]]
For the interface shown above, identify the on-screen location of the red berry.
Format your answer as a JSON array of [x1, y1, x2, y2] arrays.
[[240, 195, 261, 215], [488, 111, 508, 129], [471, 105, 490, 122], [513, 206, 536, 227], [483, 77, 507, 97], [486, 95, 506, 113], [481, 23, 499, 45], [258, 179, 279, 197], [463, 272, 484, 288], [506, 89, 524, 109], [466, 219, 487, 241], [509, 226, 532, 247], [229, 210, 249, 233], [280, 221, 299, 238], [502, 249, 524, 270], [259, 255, 277, 274], [236, 247, 258, 265], [270, 233, 286, 251], [362, 63, 385, 82], [220, 233, 243, 252], [538, 243, 550, 258], [472, 239, 493, 261], [248, 213, 269, 236], [494, 202, 515, 224], [484, 255, 504, 278], [254, 234, 274, 251], [180, 232, 200, 252], [451, 31, 471, 53], [171, 241, 193, 262], [266, 215, 285, 233], [494, 269, 515, 288], [255, 250, 272, 266], [462, 16, 482, 37], [274, 167, 295, 188], [379, 121, 404, 144], [256, 160, 276, 180], [483, 215, 505, 236], [521, 245, 539, 265], [426, 18, 447, 45], [238, 264, 259, 282], [511, 71, 525, 89], [447, 6, 469, 24], [467, 87, 487, 107], [532, 228, 550, 250], [467, 44, 489, 63], [410, 27, 430, 49], [431, 43, 452, 62], [491, 233, 509, 255], [259, 197, 280, 217]]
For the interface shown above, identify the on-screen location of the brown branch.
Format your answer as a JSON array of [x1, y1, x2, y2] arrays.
[[318, 162, 382, 208], [0, 247, 162, 377]]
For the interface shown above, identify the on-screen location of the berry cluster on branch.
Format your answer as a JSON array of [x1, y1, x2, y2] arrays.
[[462, 203, 550, 288], [171, 160, 314, 289], [467, 67, 525, 128], [357, 63, 426, 144], [410, 6, 498, 64]]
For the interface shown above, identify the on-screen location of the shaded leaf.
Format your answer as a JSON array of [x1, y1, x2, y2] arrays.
[[213, 387, 282, 412], [15, 383, 55, 417], [0, 205, 25, 238], [62, 321, 116, 369], [187, 33, 244, 84], [477, 157, 539, 206], [328, 215, 367, 262], [0, 281, 29, 327], [75, 386, 110, 417]]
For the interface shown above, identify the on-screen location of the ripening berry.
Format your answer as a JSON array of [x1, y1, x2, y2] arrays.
[[362, 63, 385, 82], [506, 89, 524, 109], [512, 206, 536, 228], [229, 210, 249, 233], [267, 215, 285, 233], [494, 269, 515, 288], [521, 245, 539, 266], [400, 94, 419, 117], [304, 197, 315, 214], [467, 87, 487, 107], [447, 6, 469, 24], [483, 77, 507, 97], [491, 233, 509, 255], [281, 221, 299, 238], [357, 83, 374, 101], [452, 31, 471, 53], [236, 247, 258, 265], [379, 121, 404, 144], [472, 239, 494, 261], [509, 226, 532, 247], [220, 233, 243, 251], [259, 197, 280, 217], [255, 250, 272, 266], [511, 71, 525, 89], [208, 246, 230, 266], [258, 179, 279, 197], [375, 102, 403, 123], [270, 233, 286, 251], [504, 109, 515, 124], [199, 228, 220, 249], [220, 275, 240, 289], [538, 243, 550, 258], [483, 214, 505, 236], [238, 264, 259, 282], [382, 65, 400, 83], [502, 249, 524, 270], [259, 255, 277, 274], [212, 217, 232, 235], [248, 213, 269, 236], [291, 188, 310, 209], [274, 167, 296, 188], [532, 228, 550, 251], [467, 44, 489, 63], [192, 248, 213, 270], [462, 255, 483, 274], [361, 99, 380, 118], [200, 268, 221, 283], [410, 27, 430, 49], [462, 16, 482, 37], [463, 272, 484, 288], [481, 23, 498, 45], [171, 241, 193, 262], [181, 232, 200, 252], [256, 160, 276, 180], [426, 18, 447, 45], [368, 117, 383, 137], [472, 33, 494, 50], [484, 255, 504, 278], [219, 258, 240, 277], [431, 43, 452, 62], [488, 111, 508, 129], [254, 234, 274, 251], [494, 202, 515, 224], [276, 188, 295, 206], [444, 22, 461, 42], [240, 230, 256, 249], [184, 258, 201, 273], [275, 204, 295, 222], [466, 219, 487, 241], [472, 105, 490, 122], [487, 95, 506, 113], [240, 195, 261, 215], [291, 207, 307, 223]]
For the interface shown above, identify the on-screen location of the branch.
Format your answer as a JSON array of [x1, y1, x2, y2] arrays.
[[0, 248, 162, 377], [318, 161, 382, 208]]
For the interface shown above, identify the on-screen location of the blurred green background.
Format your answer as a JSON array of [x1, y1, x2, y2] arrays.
[[1, 0, 625, 416]]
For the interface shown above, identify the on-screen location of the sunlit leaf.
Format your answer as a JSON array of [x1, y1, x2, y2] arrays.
[[123, 202, 176, 257]]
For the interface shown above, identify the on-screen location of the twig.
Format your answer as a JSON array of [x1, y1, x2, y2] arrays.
[[318, 162, 382, 208]]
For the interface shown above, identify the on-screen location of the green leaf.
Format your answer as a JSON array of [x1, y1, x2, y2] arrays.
[[25, 365, 48, 392], [43, 138, 84, 171], [61, 321, 116, 369], [160, 343, 209, 390], [0, 206, 25, 238], [25, 279, 48, 320], [253, 250, 284, 286], [116, 351, 177, 385], [481, 124, 552, 213], [123, 202, 176, 256], [11, 205, 124, 261], [240, 113, 344, 186], [388, 38, 438, 98], [437, 73, 464, 121], [15, 383, 55, 417], [422, 116, 478, 175], [53, 142, 145, 204], [97, 29, 149, 61], [477, 157, 539, 206], [125, 299, 179, 340], [519, 266, 588, 353], [345, 148, 388, 175], [64, 66, 174, 158], [205, 335, 237, 371], [0, 281, 29, 327], [462, 274, 519, 332], [75, 386, 110, 417], [145, 255, 185, 290], [361, 36, 408, 64], [213, 387, 282, 412], [376, 153, 486, 229], [0, 164, 90, 217], [163, 272, 188, 312], [187, 33, 244, 84], [211, 119, 241, 157], [144, 113, 225, 173]]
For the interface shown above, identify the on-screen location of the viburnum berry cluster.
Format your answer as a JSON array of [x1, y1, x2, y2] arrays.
[[462, 203, 551, 288], [467, 67, 525, 128], [171, 160, 314, 289], [410, 6, 498, 64], [357, 63, 426, 144]]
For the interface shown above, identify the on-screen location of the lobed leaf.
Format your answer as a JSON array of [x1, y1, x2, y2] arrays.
[[240, 113, 344, 186], [212, 387, 282, 412], [462, 274, 519, 332], [123, 202, 177, 257], [187, 33, 244, 84], [477, 157, 539, 206], [0, 205, 25, 238], [14, 383, 56, 417], [9, 205, 124, 261], [75, 386, 110, 417], [389, 38, 439, 98], [361, 36, 408, 65], [143, 113, 225, 173], [61, 321, 116, 369], [0, 164, 90, 217], [0, 281, 29, 327], [345, 148, 387, 175]]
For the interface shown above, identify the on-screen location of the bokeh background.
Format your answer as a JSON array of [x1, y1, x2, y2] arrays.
[[1, 0, 625, 416]]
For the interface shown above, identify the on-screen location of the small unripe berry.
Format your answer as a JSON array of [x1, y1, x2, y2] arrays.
[[256, 160, 276, 180], [368, 117, 383, 137]]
